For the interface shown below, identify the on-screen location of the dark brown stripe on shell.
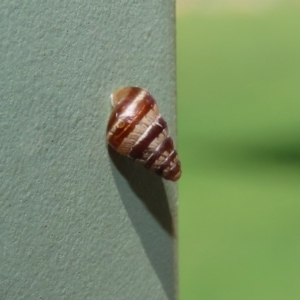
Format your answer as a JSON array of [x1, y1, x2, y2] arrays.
[[144, 136, 174, 169], [129, 116, 167, 160], [108, 93, 156, 149], [155, 150, 177, 176], [106, 87, 142, 134], [165, 159, 181, 180]]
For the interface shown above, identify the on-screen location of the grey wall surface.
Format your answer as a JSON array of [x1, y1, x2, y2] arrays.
[[0, 1, 177, 299]]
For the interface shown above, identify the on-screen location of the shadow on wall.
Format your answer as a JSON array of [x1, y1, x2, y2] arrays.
[[108, 147, 176, 300]]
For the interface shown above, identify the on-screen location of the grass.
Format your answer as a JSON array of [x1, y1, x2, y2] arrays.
[[177, 5, 300, 300]]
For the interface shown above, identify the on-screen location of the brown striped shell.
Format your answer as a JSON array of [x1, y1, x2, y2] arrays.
[[106, 86, 181, 181]]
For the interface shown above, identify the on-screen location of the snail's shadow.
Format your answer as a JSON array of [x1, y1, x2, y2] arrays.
[[108, 147, 176, 299]]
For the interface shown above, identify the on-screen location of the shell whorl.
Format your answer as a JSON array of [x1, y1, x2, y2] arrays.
[[107, 86, 181, 181]]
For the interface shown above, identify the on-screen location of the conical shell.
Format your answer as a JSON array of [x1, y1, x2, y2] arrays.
[[106, 86, 181, 181]]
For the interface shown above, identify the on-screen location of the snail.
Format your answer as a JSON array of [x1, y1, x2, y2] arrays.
[[107, 86, 181, 181]]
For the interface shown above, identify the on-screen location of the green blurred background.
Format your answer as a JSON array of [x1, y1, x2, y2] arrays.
[[177, 1, 300, 299]]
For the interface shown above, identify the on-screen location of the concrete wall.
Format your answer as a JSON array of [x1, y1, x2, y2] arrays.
[[0, 1, 177, 299]]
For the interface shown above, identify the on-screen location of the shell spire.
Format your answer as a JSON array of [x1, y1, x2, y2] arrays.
[[107, 86, 181, 181]]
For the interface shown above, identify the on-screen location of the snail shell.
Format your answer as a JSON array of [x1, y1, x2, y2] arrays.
[[107, 86, 181, 181]]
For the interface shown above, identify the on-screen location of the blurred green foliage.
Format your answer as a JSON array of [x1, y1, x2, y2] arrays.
[[177, 5, 300, 300]]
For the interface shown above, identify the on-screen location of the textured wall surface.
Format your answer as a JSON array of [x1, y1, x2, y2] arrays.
[[0, 1, 177, 299]]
